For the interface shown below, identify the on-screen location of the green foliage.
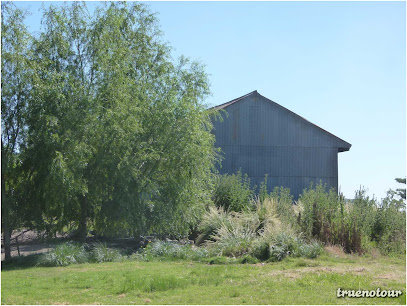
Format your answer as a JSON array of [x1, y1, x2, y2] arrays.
[[91, 242, 124, 263], [350, 189, 377, 240], [374, 190, 406, 255], [298, 182, 363, 253], [296, 241, 323, 259], [2, 2, 218, 243], [37, 241, 127, 266], [298, 182, 406, 255], [268, 232, 322, 262], [38, 242, 89, 267], [395, 177, 406, 200], [299, 182, 341, 239], [1, 2, 37, 258], [212, 170, 254, 212], [139, 241, 209, 261], [249, 240, 270, 261], [268, 186, 295, 222], [208, 223, 257, 257], [198, 193, 320, 262], [239, 255, 259, 264], [196, 206, 230, 245]]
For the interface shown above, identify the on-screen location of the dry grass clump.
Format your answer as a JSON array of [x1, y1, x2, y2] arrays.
[[199, 195, 322, 261]]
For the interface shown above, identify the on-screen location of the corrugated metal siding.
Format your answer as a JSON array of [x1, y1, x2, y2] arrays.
[[212, 93, 344, 200]]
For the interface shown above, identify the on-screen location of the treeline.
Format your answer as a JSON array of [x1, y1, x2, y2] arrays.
[[38, 174, 406, 268], [2, 2, 220, 259]]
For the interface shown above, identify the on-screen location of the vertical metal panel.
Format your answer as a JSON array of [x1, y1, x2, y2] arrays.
[[212, 93, 344, 199]]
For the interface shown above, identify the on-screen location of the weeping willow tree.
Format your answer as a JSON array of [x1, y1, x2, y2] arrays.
[[2, 2, 219, 250]]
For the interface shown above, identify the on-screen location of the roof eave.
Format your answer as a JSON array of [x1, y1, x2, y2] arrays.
[[338, 144, 352, 153]]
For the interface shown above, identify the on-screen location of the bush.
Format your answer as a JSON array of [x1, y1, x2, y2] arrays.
[[374, 190, 406, 255], [255, 196, 281, 232], [239, 255, 259, 264], [206, 210, 259, 257], [208, 228, 255, 258], [139, 241, 209, 261], [38, 242, 89, 266], [299, 182, 363, 253], [297, 241, 323, 259], [350, 189, 377, 239], [196, 206, 231, 245], [212, 170, 254, 212], [249, 240, 270, 261], [298, 182, 406, 255], [268, 187, 296, 225], [91, 242, 124, 263], [268, 232, 322, 261], [38, 241, 128, 266], [197, 184, 323, 262]]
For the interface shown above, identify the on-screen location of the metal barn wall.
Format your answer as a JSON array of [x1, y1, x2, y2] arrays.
[[212, 92, 345, 199]]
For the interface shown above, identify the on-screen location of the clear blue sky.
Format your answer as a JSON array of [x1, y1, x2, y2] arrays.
[[13, 1, 406, 201]]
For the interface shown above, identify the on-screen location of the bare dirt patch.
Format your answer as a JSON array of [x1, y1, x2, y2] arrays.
[[324, 245, 347, 258], [377, 271, 405, 282], [1, 230, 58, 261]]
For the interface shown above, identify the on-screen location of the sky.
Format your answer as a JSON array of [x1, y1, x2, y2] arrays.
[[12, 1, 406, 201]]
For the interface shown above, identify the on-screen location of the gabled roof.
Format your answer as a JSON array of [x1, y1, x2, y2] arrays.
[[211, 90, 351, 152], [210, 90, 259, 111]]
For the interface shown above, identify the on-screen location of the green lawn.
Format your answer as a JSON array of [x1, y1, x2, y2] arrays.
[[1, 253, 405, 305]]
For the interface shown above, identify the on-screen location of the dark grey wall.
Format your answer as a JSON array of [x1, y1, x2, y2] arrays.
[[212, 92, 349, 199]]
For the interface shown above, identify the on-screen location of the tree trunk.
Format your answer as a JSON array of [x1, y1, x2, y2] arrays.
[[3, 223, 12, 260], [78, 195, 87, 242], [2, 172, 12, 260]]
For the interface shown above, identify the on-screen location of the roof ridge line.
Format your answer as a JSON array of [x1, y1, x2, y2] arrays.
[[210, 90, 257, 110]]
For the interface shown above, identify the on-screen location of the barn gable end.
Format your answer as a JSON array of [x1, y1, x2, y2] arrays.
[[211, 90, 351, 199]]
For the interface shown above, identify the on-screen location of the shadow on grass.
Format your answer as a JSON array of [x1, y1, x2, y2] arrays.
[[1, 254, 43, 271]]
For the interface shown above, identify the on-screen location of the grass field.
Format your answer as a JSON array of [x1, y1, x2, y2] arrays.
[[1, 252, 405, 305]]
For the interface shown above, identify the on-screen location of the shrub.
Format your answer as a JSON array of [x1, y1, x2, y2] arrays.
[[195, 178, 326, 262], [249, 240, 270, 261], [255, 196, 281, 231], [196, 206, 231, 245], [206, 210, 259, 257], [268, 231, 322, 261], [374, 190, 406, 255], [212, 170, 254, 212], [38, 242, 89, 266], [268, 187, 296, 225], [350, 189, 377, 239], [299, 182, 363, 253], [139, 241, 209, 261], [239, 255, 259, 264], [91, 242, 124, 263], [299, 182, 341, 239], [297, 241, 323, 259], [269, 245, 288, 262], [208, 227, 255, 257]]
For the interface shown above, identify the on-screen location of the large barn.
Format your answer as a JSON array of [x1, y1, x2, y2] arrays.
[[211, 90, 351, 199]]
